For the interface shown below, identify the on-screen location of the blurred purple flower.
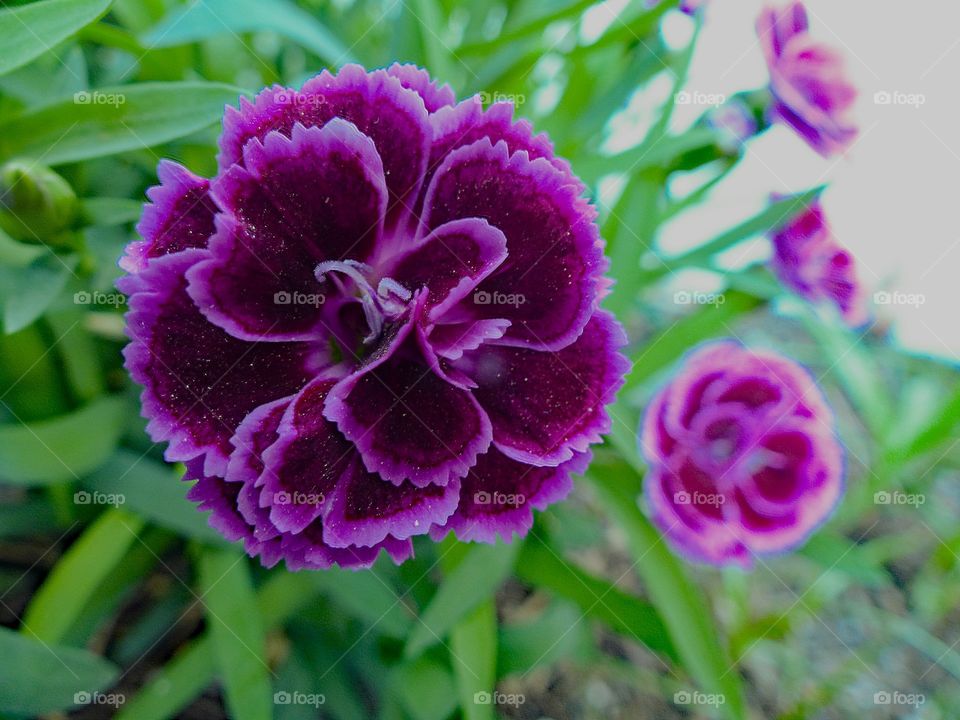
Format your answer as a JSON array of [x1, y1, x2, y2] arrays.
[[641, 341, 844, 567], [769, 197, 868, 326], [707, 99, 758, 152], [757, 1, 857, 156], [119, 64, 627, 570]]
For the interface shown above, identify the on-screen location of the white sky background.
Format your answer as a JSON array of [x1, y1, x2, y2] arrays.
[[646, 0, 959, 360]]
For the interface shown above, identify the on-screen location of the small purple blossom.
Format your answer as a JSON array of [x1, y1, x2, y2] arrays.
[[119, 64, 627, 570], [707, 99, 758, 152], [769, 197, 867, 326], [757, 1, 857, 156], [641, 341, 844, 567]]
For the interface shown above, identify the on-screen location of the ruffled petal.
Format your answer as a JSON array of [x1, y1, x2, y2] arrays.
[[123, 250, 316, 476], [119, 160, 217, 279], [188, 121, 387, 341], [386, 217, 507, 320], [464, 311, 627, 466], [324, 317, 492, 488], [421, 139, 603, 350], [428, 318, 511, 361], [218, 64, 430, 231], [386, 62, 456, 113], [258, 377, 354, 534], [431, 447, 588, 543], [280, 524, 413, 570], [323, 456, 460, 548]]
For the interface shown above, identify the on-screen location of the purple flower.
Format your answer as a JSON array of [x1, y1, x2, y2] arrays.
[[769, 197, 867, 326], [641, 341, 844, 567], [757, 1, 857, 156], [119, 64, 627, 570]]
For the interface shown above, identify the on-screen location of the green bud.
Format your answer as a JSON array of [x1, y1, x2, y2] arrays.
[[0, 159, 79, 248]]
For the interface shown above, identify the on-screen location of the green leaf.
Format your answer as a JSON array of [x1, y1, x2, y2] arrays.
[[144, 0, 354, 65], [516, 536, 677, 659], [0, 251, 78, 333], [499, 600, 594, 676], [80, 197, 143, 226], [888, 382, 960, 462], [22, 507, 145, 644], [404, 542, 518, 659], [200, 548, 272, 720], [588, 456, 747, 720], [393, 656, 459, 720], [643, 186, 825, 283], [313, 568, 413, 638], [84, 450, 227, 543], [450, 601, 497, 720], [0, 82, 246, 166], [0, 395, 126, 485], [0, 626, 119, 715], [118, 573, 319, 720], [0, 0, 112, 77]]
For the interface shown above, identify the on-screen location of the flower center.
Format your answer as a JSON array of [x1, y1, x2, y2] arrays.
[[315, 259, 411, 345]]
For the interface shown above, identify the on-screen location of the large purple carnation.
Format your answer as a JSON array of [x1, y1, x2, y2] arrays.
[[119, 64, 627, 570], [757, 1, 857, 156], [640, 342, 843, 567]]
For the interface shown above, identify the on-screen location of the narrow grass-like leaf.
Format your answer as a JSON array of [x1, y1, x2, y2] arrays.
[[80, 197, 143, 226], [450, 600, 497, 720], [404, 542, 518, 659], [0, 0, 112, 77], [516, 536, 677, 659], [0, 252, 78, 334], [0, 395, 126, 484], [117, 573, 319, 720], [588, 456, 747, 720], [84, 450, 226, 543], [144, 0, 354, 65], [200, 548, 272, 720], [0, 626, 118, 715], [0, 82, 246, 165], [22, 507, 145, 643]]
